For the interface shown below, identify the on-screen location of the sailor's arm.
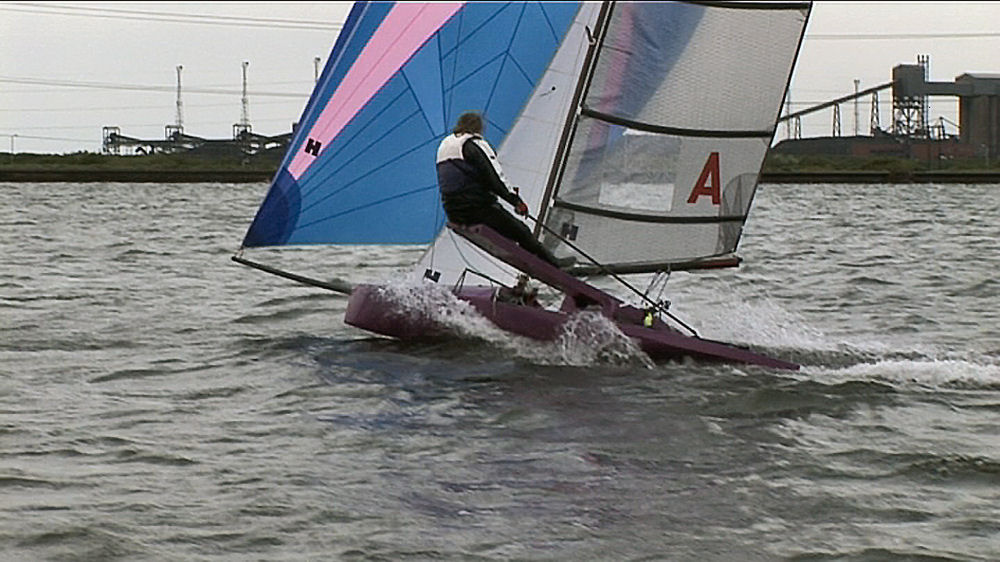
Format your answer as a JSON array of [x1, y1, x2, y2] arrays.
[[462, 138, 522, 207]]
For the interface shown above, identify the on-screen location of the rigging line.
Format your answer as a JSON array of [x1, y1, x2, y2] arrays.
[[650, 270, 672, 307], [426, 104, 444, 270], [429, 199, 441, 267], [524, 213, 700, 338], [645, 270, 668, 300]]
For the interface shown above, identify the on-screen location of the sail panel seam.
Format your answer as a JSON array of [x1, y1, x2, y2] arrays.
[[483, 4, 527, 117], [296, 119, 435, 219], [295, 183, 438, 232], [297, 92, 417, 202]]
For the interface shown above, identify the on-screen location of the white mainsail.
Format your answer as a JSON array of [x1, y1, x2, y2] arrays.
[[541, 1, 811, 273]]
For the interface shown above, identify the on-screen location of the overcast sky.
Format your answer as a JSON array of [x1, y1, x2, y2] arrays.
[[2, 1, 999, 154]]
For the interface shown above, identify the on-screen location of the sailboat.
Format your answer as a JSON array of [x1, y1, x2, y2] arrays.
[[233, 1, 812, 370]]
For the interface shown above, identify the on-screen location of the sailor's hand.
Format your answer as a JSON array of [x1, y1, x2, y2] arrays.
[[515, 201, 529, 216]]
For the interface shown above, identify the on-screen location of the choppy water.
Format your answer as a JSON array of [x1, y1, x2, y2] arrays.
[[2, 181, 999, 561]]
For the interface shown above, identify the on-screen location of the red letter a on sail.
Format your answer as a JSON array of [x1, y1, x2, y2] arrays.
[[687, 152, 721, 205]]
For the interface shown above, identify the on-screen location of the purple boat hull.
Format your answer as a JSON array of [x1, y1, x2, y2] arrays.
[[345, 283, 798, 370], [345, 224, 799, 371]]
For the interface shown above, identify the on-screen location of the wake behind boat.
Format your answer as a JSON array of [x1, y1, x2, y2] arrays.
[[233, 1, 812, 370]]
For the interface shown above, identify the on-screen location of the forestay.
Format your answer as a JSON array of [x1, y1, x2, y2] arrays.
[[540, 1, 811, 274]]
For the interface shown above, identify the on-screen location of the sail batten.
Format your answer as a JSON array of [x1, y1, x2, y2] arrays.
[[580, 107, 775, 139], [553, 199, 747, 224]]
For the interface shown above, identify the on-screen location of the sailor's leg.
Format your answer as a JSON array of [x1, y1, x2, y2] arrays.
[[477, 205, 560, 266]]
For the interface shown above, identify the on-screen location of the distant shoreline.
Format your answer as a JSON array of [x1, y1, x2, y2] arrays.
[[761, 170, 1000, 184], [2, 168, 1000, 184], [0, 169, 275, 183]]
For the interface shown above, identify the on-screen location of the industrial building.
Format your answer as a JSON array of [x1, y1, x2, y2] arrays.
[[101, 62, 294, 159], [773, 55, 1000, 163], [104, 56, 1000, 166]]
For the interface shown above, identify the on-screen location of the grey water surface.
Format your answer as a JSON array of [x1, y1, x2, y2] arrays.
[[2, 181, 998, 561]]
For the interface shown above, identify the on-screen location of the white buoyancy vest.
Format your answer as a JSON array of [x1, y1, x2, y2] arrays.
[[435, 133, 513, 194]]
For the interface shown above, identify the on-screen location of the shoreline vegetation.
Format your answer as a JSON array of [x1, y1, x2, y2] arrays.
[[2, 151, 999, 184]]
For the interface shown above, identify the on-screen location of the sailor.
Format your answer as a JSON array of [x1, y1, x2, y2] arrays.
[[436, 111, 568, 268]]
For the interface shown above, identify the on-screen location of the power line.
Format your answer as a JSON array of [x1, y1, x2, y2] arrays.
[[0, 75, 308, 98], [0, 2, 344, 31], [810, 31, 1000, 40], [0, 133, 96, 143], [3, 113, 301, 133], [20, 116, 298, 130], [0, 99, 301, 113]]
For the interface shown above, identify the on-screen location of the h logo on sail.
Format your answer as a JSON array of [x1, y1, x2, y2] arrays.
[[305, 138, 323, 157]]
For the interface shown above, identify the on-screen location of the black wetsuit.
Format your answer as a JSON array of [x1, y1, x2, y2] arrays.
[[436, 133, 559, 266]]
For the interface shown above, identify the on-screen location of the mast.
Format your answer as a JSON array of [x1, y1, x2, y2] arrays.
[[534, 1, 614, 237]]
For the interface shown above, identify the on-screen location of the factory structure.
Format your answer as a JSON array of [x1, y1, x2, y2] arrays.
[[101, 62, 296, 159], [774, 55, 1000, 163], [103, 56, 1000, 165]]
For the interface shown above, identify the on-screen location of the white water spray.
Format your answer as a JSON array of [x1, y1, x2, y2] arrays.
[[553, 310, 654, 368], [373, 279, 653, 368], [804, 356, 1000, 390]]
